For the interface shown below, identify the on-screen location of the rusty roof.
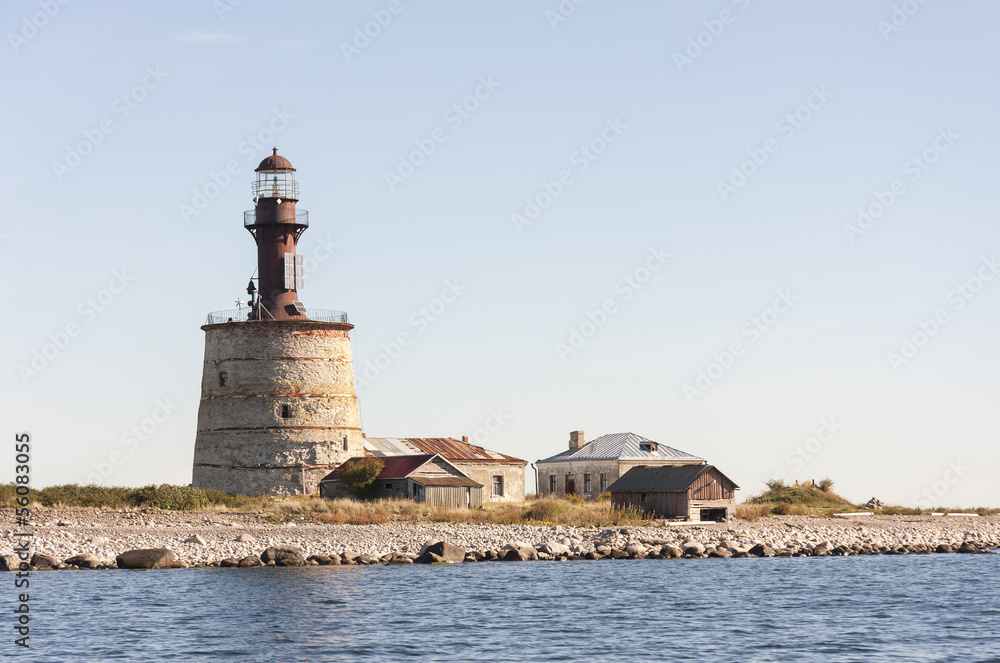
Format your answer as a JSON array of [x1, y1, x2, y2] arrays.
[[320, 455, 438, 483], [405, 438, 526, 465], [255, 147, 295, 172]]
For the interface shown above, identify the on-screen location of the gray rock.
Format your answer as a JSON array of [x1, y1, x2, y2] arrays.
[[683, 543, 706, 556], [501, 548, 531, 562], [0, 555, 24, 572], [220, 558, 240, 567], [539, 541, 570, 556], [184, 534, 208, 546], [340, 550, 361, 563], [308, 555, 333, 565], [748, 544, 775, 558], [624, 543, 647, 558], [359, 554, 381, 565], [238, 555, 263, 567], [65, 553, 102, 569], [661, 545, 684, 559], [936, 544, 953, 554], [236, 533, 256, 543], [89, 537, 109, 547], [30, 553, 60, 568], [423, 541, 466, 563], [260, 547, 305, 566], [116, 549, 176, 570]]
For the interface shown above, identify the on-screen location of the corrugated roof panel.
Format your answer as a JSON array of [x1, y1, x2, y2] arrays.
[[607, 464, 713, 492], [536, 432, 704, 464]]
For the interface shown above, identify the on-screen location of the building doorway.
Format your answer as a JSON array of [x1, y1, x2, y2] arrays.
[[565, 473, 575, 494], [699, 508, 728, 522]]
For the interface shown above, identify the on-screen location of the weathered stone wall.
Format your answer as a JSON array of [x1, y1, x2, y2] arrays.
[[537, 459, 704, 500], [457, 463, 526, 503], [192, 321, 364, 496], [537, 460, 619, 499]]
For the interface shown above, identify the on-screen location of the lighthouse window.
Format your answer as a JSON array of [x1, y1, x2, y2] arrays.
[[280, 404, 293, 419], [218, 371, 228, 387]]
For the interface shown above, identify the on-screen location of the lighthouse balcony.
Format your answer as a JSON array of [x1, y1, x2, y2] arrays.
[[205, 307, 350, 325], [244, 209, 309, 228]]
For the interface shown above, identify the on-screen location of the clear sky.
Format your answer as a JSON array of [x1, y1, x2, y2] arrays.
[[3, 0, 998, 507]]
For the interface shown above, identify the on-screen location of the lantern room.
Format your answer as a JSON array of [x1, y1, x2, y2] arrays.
[[253, 148, 299, 201]]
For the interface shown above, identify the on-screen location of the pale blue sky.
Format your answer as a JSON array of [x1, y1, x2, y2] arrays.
[[3, 0, 998, 506]]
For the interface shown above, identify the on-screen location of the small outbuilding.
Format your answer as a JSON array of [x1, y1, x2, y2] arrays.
[[608, 464, 739, 522], [320, 454, 484, 508]]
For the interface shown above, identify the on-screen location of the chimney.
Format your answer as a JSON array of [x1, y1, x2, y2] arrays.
[[569, 431, 585, 450], [462, 436, 469, 444]]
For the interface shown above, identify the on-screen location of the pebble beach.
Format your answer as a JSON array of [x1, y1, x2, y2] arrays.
[[3, 508, 998, 569]]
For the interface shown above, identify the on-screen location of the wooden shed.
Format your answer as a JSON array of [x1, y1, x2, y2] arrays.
[[608, 464, 738, 521], [320, 454, 484, 508]]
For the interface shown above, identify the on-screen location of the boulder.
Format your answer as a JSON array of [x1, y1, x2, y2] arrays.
[[417, 552, 448, 564], [236, 533, 256, 543], [359, 554, 382, 565], [260, 547, 306, 566], [539, 541, 571, 556], [65, 553, 102, 569], [184, 534, 208, 546], [424, 541, 466, 563], [220, 558, 240, 567], [31, 553, 60, 568], [609, 548, 629, 559], [89, 537, 109, 547], [0, 555, 23, 572], [116, 549, 176, 570], [341, 550, 361, 563], [660, 545, 684, 559], [708, 549, 733, 558], [683, 543, 706, 556], [501, 548, 531, 562], [958, 542, 978, 554], [624, 543, 647, 558], [748, 544, 775, 558], [308, 555, 333, 565], [935, 544, 953, 554], [238, 555, 263, 568]]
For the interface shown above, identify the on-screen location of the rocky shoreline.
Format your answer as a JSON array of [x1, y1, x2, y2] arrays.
[[2, 509, 997, 571]]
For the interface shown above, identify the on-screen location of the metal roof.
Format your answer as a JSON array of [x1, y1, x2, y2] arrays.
[[536, 432, 704, 464], [365, 437, 526, 465], [255, 148, 295, 171], [607, 464, 739, 492], [320, 455, 437, 482]]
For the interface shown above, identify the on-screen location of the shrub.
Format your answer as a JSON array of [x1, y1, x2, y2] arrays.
[[595, 491, 611, 502], [564, 493, 585, 504], [336, 458, 385, 499], [818, 478, 834, 493]]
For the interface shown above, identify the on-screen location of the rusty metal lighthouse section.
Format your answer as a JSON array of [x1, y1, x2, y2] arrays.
[[191, 150, 364, 495]]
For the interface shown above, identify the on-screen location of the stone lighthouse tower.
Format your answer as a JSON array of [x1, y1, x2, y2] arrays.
[[191, 149, 364, 495]]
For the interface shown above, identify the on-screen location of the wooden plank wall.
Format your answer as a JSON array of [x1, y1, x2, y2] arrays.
[[424, 486, 484, 508], [688, 467, 735, 501], [612, 491, 688, 518]]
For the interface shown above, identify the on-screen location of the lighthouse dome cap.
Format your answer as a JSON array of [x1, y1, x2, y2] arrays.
[[255, 147, 296, 172]]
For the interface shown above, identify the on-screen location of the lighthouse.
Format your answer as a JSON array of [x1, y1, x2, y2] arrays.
[[191, 149, 364, 495]]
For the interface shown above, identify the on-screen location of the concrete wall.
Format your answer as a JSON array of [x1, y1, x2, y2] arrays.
[[192, 321, 364, 496], [457, 463, 526, 503]]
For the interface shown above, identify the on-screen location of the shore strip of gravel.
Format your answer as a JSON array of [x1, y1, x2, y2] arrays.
[[2, 509, 997, 570]]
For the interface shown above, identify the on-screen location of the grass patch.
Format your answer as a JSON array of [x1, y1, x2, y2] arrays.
[[744, 480, 856, 516], [0, 483, 269, 512]]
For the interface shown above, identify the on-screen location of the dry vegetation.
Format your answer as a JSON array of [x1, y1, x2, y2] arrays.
[[1, 483, 653, 527], [738, 479, 996, 520]]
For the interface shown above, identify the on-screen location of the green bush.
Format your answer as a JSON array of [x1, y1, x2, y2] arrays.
[[336, 458, 385, 499]]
